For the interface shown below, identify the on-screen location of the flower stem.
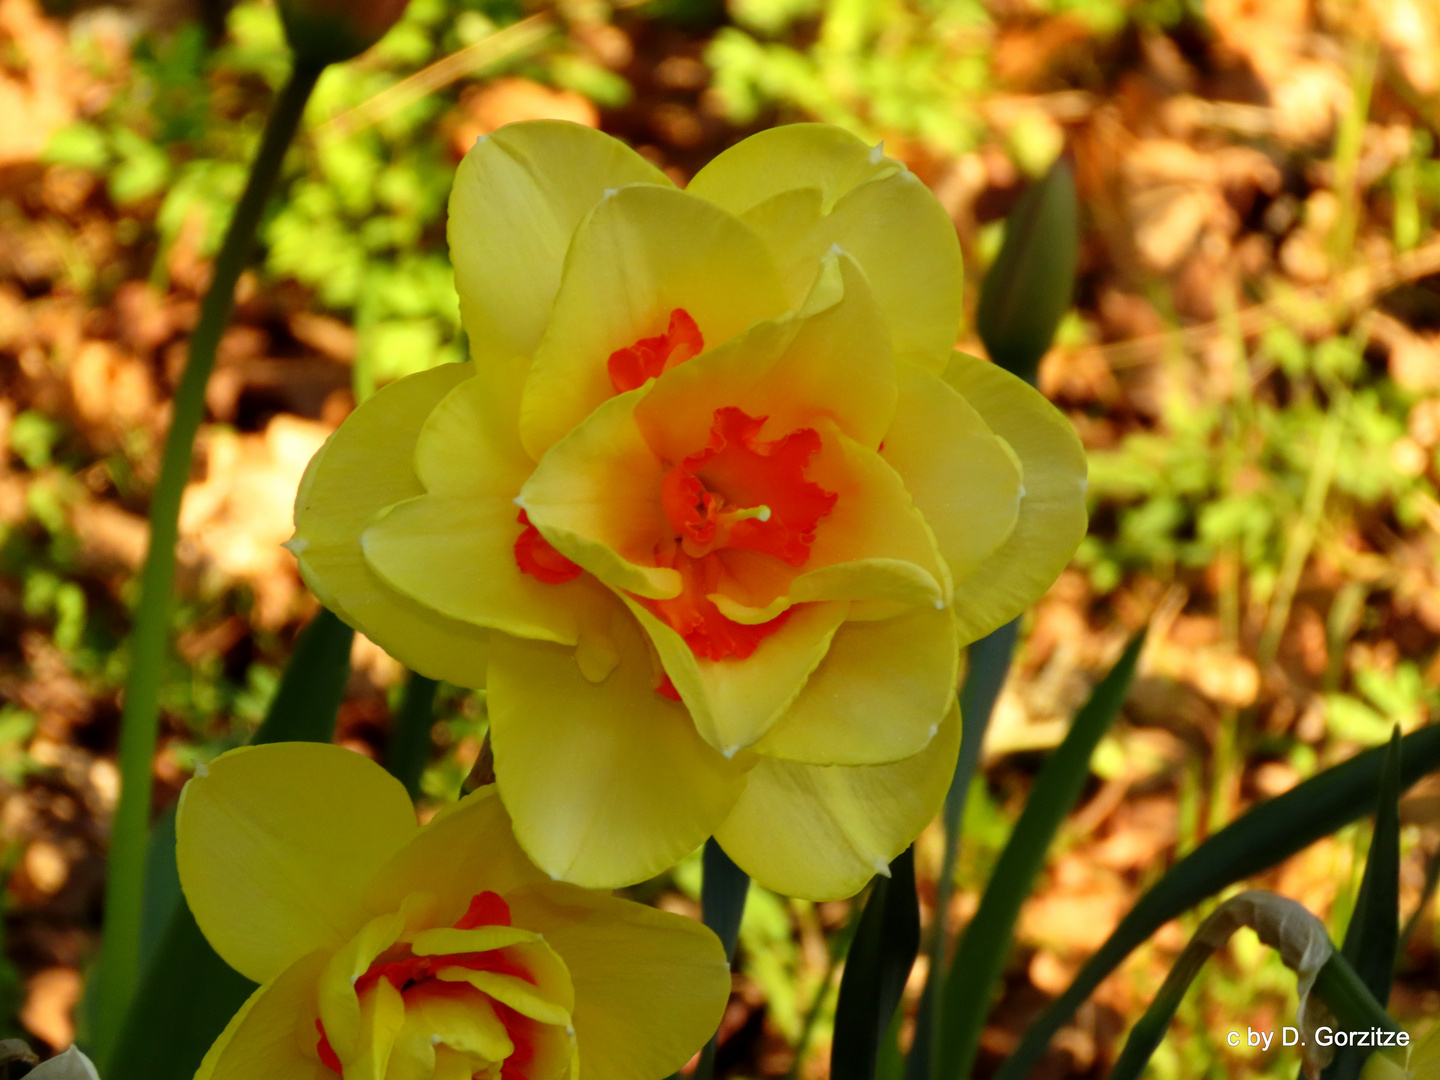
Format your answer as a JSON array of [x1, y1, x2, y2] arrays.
[[94, 59, 324, 1063]]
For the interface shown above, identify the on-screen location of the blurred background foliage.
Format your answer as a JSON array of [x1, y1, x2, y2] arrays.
[[1, 0, 1440, 1073]]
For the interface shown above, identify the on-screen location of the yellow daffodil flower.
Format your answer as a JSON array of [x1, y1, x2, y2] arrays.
[[290, 120, 1087, 900], [178, 743, 729, 1080]]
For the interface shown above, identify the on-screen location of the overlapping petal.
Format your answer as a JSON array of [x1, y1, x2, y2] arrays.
[[450, 121, 671, 367], [194, 950, 331, 1080], [942, 352, 1089, 643], [363, 786, 546, 926], [632, 253, 896, 457], [624, 595, 849, 755], [291, 363, 492, 687], [177, 743, 418, 984], [487, 605, 751, 888], [714, 700, 961, 900], [506, 882, 731, 1080], [517, 389, 679, 600], [688, 123, 963, 372], [756, 604, 958, 766], [520, 184, 790, 458], [880, 362, 1023, 588]]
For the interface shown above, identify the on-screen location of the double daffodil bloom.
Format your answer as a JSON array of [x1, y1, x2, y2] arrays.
[[291, 120, 1087, 900], [178, 743, 729, 1080]]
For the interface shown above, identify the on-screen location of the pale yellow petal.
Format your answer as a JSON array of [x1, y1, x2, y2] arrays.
[[716, 701, 960, 900], [687, 124, 962, 372], [789, 421, 950, 611], [519, 389, 678, 600], [881, 362, 1022, 587], [487, 605, 750, 888], [757, 604, 958, 766], [195, 950, 331, 1080], [942, 353, 1088, 643], [361, 493, 614, 645], [622, 595, 849, 756], [519, 184, 789, 458], [291, 362, 492, 687], [450, 121, 670, 367], [506, 881, 731, 1080], [176, 743, 417, 984], [363, 785, 546, 925], [632, 252, 897, 458]]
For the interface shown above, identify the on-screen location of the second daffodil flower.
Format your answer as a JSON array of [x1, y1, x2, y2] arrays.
[[179, 743, 729, 1080], [291, 121, 1088, 900]]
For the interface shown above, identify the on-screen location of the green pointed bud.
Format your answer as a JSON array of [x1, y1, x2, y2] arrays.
[[976, 157, 1079, 386], [279, 0, 411, 67]]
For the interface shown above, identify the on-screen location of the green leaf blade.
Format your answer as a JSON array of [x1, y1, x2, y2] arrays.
[[832, 848, 921, 1080], [997, 723, 1440, 1080], [934, 631, 1145, 1080]]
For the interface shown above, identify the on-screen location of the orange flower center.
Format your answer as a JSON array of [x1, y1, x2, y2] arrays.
[[514, 510, 582, 584], [316, 892, 542, 1080], [647, 406, 835, 664], [512, 308, 838, 686]]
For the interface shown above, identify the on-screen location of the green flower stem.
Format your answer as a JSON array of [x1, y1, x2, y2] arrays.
[[94, 60, 325, 1062]]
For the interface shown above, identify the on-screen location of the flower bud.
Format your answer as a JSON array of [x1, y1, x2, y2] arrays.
[[975, 156, 1079, 386], [278, 0, 411, 67]]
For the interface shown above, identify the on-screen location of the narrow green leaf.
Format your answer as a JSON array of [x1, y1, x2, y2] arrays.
[[975, 158, 1079, 384], [692, 838, 750, 1080], [907, 619, 1019, 1080], [1319, 726, 1403, 1080], [251, 607, 355, 746], [386, 672, 439, 800], [833, 848, 921, 1080], [105, 608, 353, 1079], [934, 631, 1145, 1080], [997, 723, 1440, 1080]]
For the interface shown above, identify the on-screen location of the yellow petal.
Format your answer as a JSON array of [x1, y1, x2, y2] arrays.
[[318, 904, 415, 1063], [632, 252, 897, 457], [757, 604, 958, 766], [687, 123, 963, 372], [437, 939, 575, 1026], [195, 949, 330, 1080], [519, 184, 789, 458], [361, 493, 615, 645], [789, 420, 950, 611], [450, 121, 670, 367], [412, 354, 533, 498], [487, 605, 750, 888], [622, 595, 849, 756], [291, 362, 492, 687], [943, 353, 1088, 643], [506, 881, 731, 1080], [519, 388, 678, 599], [393, 989, 513, 1072], [881, 362, 1023, 588], [363, 785, 546, 926], [716, 701, 960, 900], [177, 743, 418, 984]]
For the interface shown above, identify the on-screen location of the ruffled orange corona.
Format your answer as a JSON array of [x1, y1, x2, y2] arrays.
[[290, 121, 1088, 900], [179, 743, 729, 1080]]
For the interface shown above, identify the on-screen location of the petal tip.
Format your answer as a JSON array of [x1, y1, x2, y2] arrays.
[[869, 141, 885, 164], [281, 535, 308, 554], [873, 856, 891, 877]]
